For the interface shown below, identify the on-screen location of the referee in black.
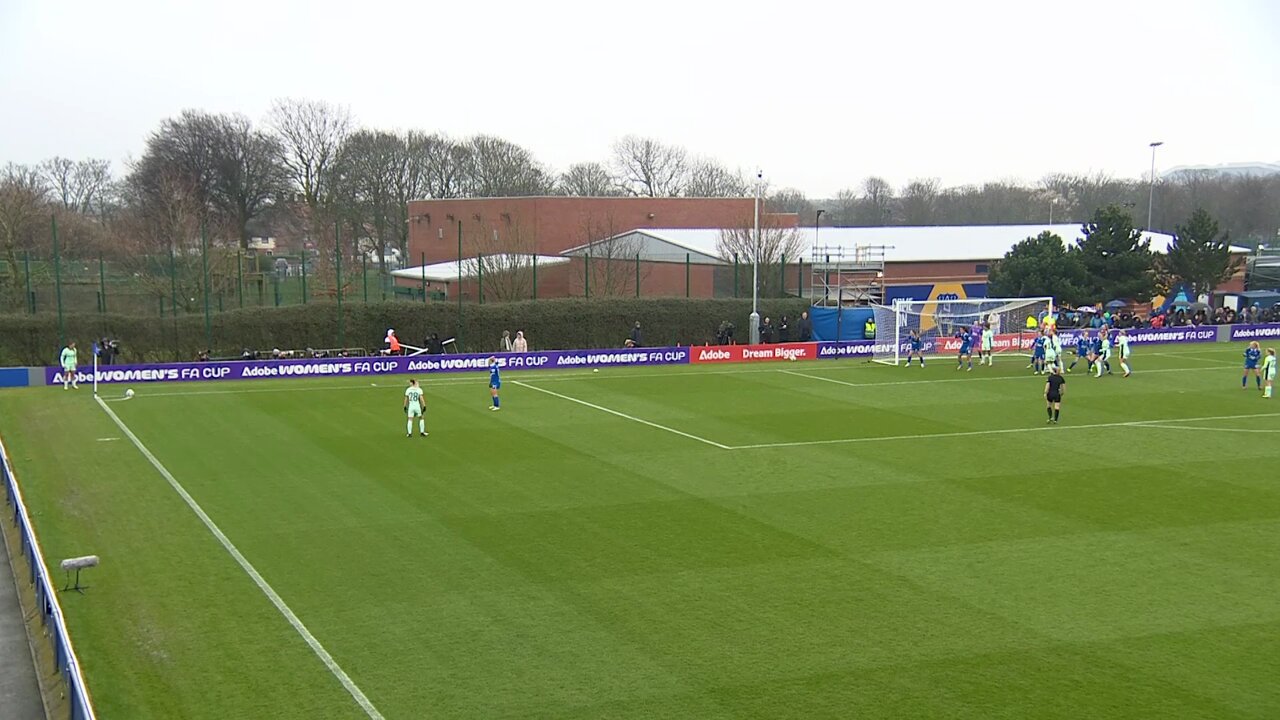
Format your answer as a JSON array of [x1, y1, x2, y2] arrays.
[[1044, 364, 1065, 424]]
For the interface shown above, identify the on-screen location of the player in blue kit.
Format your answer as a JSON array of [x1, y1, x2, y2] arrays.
[[1068, 332, 1091, 373], [905, 329, 925, 367], [956, 329, 973, 371], [488, 356, 502, 410], [1243, 341, 1262, 390], [1031, 331, 1046, 374]]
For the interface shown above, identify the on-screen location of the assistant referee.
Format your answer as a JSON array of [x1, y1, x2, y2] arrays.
[[1044, 365, 1065, 424]]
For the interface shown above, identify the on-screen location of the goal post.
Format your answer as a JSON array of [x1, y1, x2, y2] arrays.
[[871, 297, 1055, 365]]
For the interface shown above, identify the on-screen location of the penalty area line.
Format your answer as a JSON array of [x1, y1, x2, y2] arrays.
[[728, 411, 1280, 450], [93, 395, 386, 720], [512, 380, 733, 450]]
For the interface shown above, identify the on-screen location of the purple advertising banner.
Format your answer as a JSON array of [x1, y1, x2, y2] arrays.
[[817, 339, 940, 358], [1052, 326, 1220, 345], [1226, 324, 1280, 342], [44, 346, 691, 385]]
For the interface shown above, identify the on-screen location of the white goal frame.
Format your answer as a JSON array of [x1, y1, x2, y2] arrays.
[[872, 296, 1055, 366]]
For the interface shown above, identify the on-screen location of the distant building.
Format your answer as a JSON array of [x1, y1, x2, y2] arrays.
[[406, 196, 798, 265]]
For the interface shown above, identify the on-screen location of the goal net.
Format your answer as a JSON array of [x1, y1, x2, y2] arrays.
[[871, 297, 1055, 365]]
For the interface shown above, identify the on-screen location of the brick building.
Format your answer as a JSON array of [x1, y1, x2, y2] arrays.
[[398, 196, 797, 299]]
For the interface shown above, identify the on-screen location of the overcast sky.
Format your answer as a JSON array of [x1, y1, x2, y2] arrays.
[[2, 0, 1277, 196]]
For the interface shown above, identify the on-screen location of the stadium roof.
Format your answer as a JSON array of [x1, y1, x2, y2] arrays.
[[561, 224, 1211, 265], [390, 254, 569, 283]]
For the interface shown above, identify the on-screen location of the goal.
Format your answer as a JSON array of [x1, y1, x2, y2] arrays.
[[871, 297, 1055, 365]]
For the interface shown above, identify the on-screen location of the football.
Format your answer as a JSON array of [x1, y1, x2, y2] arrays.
[[125, 388, 135, 399]]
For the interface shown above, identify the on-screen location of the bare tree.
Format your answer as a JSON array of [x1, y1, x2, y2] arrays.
[[853, 176, 895, 225], [0, 164, 49, 307], [463, 135, 553, 197], [389, 131, 434, 259], [131, 110, 287, 248], [268, 98, 352, 208], [577, 212, 649, 296], [467, 220, 539, 301], [611, 135, 687, 197], [767, 187, 815, 223], [329, 130, 400, 276], [40, 157, 112, 215], [559, 162, 621, 196], [418, 133, 470, 199], [716, 215, 805, 297], [684, 158, 747, 197], [112, 168, 237, 312], [899, 178, 941, 224]]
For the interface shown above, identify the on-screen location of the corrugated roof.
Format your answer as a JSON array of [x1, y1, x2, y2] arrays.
[[574, 225, 1245, 264], [391, 254, 569, 283]]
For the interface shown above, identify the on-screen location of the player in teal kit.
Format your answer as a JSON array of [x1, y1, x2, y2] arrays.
[[488, 356, 502, 410], [1243, 341, 1262, 390], [1263, 348, 1276, 398], [60, 341, 78, 390], [403, 379, 427, 437]]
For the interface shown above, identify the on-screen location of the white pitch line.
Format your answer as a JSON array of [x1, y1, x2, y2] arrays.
[[512, 380, 733, 449], [728, 411, 1280, 450], [1136, 422, 1280, 434], [777, 364, 1228, 390], [93, 396, 385, 720]]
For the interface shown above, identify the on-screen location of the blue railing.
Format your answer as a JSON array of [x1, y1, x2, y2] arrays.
[[1, 434, 97, 720]]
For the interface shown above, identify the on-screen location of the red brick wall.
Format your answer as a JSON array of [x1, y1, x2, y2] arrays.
[[408, 197, 798, 264]]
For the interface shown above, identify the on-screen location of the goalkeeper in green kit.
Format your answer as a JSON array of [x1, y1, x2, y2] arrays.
[[60, 341, 79, 390]]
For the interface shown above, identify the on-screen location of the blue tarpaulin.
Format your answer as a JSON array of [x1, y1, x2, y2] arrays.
[[810, 306, 878, 341]]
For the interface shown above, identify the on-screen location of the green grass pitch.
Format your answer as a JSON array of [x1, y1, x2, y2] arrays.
[[2, 343, 1279, 719]]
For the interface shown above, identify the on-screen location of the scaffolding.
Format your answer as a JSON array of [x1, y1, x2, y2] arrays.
[[809, 244, 890, 306]]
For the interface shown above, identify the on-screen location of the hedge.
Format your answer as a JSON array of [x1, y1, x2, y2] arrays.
[[0, 298, 813, 366]]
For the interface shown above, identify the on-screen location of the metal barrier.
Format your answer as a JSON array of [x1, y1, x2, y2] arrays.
[[1, 433, 97, 720]]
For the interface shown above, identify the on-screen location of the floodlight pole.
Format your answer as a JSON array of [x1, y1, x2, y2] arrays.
[[749, 171, 762, 345], [1147, 141, 1163, 230]]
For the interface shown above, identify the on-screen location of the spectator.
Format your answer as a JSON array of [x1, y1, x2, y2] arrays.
[[513, 331, 528, 352], [863, 316, 876, 340], [629, 321, 643, 347], [500, 330, 513, 352], [241, 348, 255, 360], [426, 333, 443, 354], [778, 315, 791, 343], [197, 349, 210, 362], [796, 311, 812, 341], [759, 317, 774, 344]]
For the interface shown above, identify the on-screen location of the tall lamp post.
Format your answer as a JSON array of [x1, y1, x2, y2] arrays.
[[749, 171, 763, 345], [1147, 141, 1164, 230]]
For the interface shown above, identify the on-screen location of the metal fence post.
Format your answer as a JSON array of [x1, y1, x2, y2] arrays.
[[421, 251, 427, 303], [335, 222, 344, 347], [780, 253, 786, 297], [98, 253, 106, 313], [51, 215, 64, 346], [686, 253, 691, 298], [456, 220, 463, 346], [733, 253, 739, 299], [237, 251, 244, 308], [362, 251, 368, 303], [201, 224, 211, 350], [584, 252, 590, 298], [635, 253, 640, 297], [477, 255, 483, 304], [532, 254, 538, 300], [300, 251, 308, 304]]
